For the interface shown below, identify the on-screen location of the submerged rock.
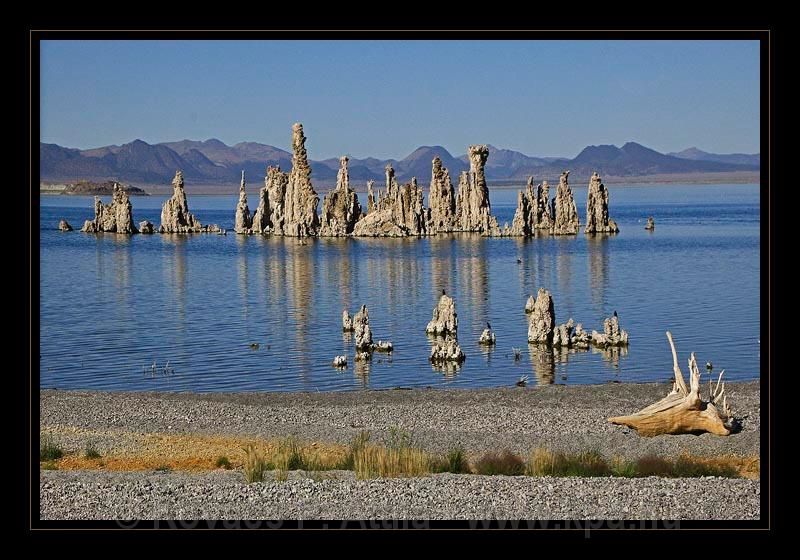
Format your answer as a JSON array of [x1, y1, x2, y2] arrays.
[[81, 183, 138, 234], [281, 123, 320, 237], [551, 171, 579, 235], [353, 304, 373, 351], [584, 172, 618, 234], [319, 156, 363, 236], [429, 337, 465, 363], [527, 287, 555, 344], [478, 328, 496, 345], [58, 219, 73, 232], [455, 145, 500, 236], [645, 216, 655, 230], [591, 314, 629, 347], [234, 171, 253, 234], [425, 293, 458, 335], [427, 156, 458, 234], [332, 355, 347, 368], [138, 220, 154, 234], [373, 340, 393, 353], [342, 309, 354, 332], [352, 165, 427, 237]]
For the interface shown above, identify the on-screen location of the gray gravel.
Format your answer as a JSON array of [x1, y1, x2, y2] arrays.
[[40, 470, 760, 520], [40, 382, 760, 459]]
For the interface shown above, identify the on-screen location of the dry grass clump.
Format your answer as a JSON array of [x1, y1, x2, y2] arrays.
[[473, 451, 526, 476], [351, 429, 432, 479]]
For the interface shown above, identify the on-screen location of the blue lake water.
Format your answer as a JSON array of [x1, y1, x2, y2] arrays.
[[39, 183, 760, 392]]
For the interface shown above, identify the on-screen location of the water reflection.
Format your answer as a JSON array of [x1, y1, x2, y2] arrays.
[[427, 334, 461, 379], [592, 344, 629, 370], [161, 234, 187, 324], [587, 234, 610, 311], [236, 235, 249, 325], [459, 235, 489, 321], [429, 236, 457, 298], [528, 344, 555, 385]]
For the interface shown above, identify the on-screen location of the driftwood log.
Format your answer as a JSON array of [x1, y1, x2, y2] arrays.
[[608, 332, 733, 436]]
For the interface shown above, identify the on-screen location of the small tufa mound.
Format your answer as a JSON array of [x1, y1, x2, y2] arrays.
[[373, 340, 393, 353], [552, 318, 575, 348], [645, 216, 655, 230], [342, 309, 354, 332], [332, 355, 347, 368], [426, 293, 458, 335], [355, 350, 371, 362], [138, 220, 155, 234], [58, 219, 73, 232], [609, 332, 734, 436], [591, 314, 629, 347], [524, 295, 536, 314], [478, 328, 496, 345]]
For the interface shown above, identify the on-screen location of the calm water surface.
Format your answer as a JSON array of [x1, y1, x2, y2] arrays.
[[39, 183, 760, 392]]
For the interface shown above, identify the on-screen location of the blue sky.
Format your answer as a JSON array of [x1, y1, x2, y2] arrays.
[[40, 40, 760, 160]]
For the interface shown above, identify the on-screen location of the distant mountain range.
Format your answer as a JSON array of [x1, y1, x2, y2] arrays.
[[40, 138, 759, 187]]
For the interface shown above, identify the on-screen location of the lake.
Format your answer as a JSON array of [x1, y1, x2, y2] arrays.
[[39, 183, 760, 392]]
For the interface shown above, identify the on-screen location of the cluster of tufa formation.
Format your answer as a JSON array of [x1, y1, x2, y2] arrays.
[[58, 219, 73, 232], [455, 145, 500, 236], [591, 314, 629, 347], [584, 172, 619, 234], [160, 171, 219, 233], [319, 157, 363, 236], [526, 287, 556, 344], [552, 319, 591, 349], [352, 164, 428, 237], [353, 305, 373, 351], [551, 171, 580, 235], [81, 183, 138, 233], [234, 171, 253, 234]]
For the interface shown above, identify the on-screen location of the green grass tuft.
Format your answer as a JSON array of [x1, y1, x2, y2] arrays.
[[215, 455, 232, 469], [40, 434, 63, 462]]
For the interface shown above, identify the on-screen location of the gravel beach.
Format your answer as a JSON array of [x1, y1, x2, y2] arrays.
[[39, 382, 761, 520]]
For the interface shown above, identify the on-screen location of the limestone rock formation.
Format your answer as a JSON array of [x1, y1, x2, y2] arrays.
[[478, 328, 496, 345], [525, 295, 536, 314], [342, 309, 354, 332], [266, 165, 289, 234], [527, 287, 555, 344], [429, 337, 465, 363], [366, 180, 376, 213], [572, 323, 591, 349], [645, 216, 655, 230], [281, 123, 320, 237], [81, 183, 138, 234], [425, 293, 458, 335], [319, 156, 363, 236], [551, 171, 580, 235], [332, 355, 347, 368], [250, 180, 271, 234], [373, 340, 393, 353], [427, 156, 457, 234], [552, 319, 575, 348], [138, 220, 154, 234], [455, 145, 500, 236], [58, 219, 72, 232], [159, 171, 211, 233], [584, 172, 619, 234], [535, 180, 553, 231], [234, 171, 253, 234], [508, 178, 537, 236], [591, 314, 629, 347], [353, 305, 373, 351], [352, 165, 428, 237]]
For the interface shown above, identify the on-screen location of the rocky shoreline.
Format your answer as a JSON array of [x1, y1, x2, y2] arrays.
[[39, 382, 760, 520]]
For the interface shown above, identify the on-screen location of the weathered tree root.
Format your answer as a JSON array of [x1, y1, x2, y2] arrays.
[[608, 332, 734, 436]]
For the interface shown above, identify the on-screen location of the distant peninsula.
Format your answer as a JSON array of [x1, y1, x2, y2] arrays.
[[40, 180, 149, 196]]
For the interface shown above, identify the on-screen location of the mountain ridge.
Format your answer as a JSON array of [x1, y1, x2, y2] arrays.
[[41, 138, 760, 186]]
